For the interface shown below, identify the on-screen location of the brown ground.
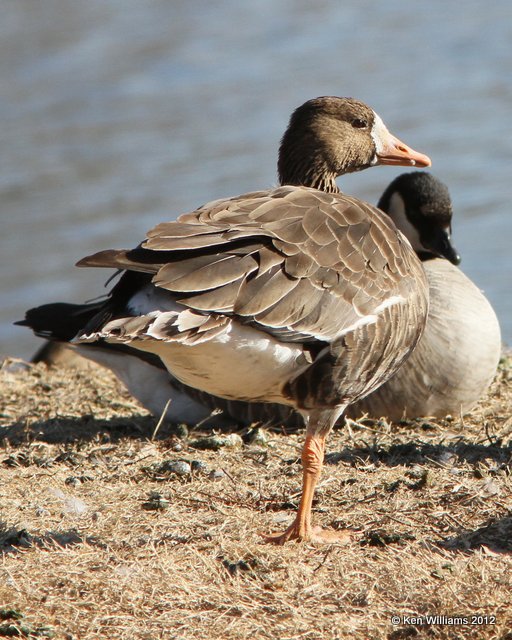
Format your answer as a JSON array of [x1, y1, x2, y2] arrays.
[[0, 354, 511, 640]]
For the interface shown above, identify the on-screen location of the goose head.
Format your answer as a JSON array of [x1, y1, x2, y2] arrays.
[[378, 171, 461, 265], [278, 96, 431, 193]]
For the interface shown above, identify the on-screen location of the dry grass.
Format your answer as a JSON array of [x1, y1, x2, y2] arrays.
[[1, 355, 511, 640]]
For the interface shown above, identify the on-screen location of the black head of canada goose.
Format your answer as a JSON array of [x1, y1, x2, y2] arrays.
[[18, 96, 431, 543]]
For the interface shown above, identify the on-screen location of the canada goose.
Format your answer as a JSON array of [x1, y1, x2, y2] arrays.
[[347, 172, 501, 420], [19, 96, 430, 543]]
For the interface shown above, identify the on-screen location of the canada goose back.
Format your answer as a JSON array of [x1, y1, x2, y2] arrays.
[[348, 172, 501, 420]]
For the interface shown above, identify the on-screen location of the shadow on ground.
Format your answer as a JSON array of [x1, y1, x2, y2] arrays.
[[0, 521, 106, 555], [3, 413, 512, 468], [1, 414, 158, 445], [438, 515, 512, 554], [326, 438, 512, 468]]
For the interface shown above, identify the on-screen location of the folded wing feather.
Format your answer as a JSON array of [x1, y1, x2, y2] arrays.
[[76, 186, 419, 346]]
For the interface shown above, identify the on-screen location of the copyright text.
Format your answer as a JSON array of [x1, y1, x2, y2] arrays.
[[391, 615, 496, 626]]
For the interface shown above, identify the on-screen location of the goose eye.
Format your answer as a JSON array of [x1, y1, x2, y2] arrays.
[[351, 118, 368, 129]]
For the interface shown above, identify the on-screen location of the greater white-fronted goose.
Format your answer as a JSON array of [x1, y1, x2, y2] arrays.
[[19, 96, 431, 543], [347, 172, 501, 420]]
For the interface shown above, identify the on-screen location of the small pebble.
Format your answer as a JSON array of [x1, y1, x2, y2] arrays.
[[209, 469, 226, 481], [142, 492, 170, 510], [191, 460, 209, 474], [65, 476, 82, 487], [190, 433, 243, 451], [245, 427, 270, 446], [161, 460, 191, 476], [63, 497, 88, 515], [223, 433, 243, 448]]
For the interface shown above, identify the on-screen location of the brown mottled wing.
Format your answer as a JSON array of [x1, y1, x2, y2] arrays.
[[78, 186, 423, 346]]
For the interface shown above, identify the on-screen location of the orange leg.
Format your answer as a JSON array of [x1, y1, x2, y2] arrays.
[[263, 433, 353, 545]]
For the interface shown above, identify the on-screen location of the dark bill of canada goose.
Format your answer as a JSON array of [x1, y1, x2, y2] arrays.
[[18, 96, 431, 544]]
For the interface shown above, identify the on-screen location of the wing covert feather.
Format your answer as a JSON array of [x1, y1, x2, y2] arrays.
[[78, 185, 426, 344]]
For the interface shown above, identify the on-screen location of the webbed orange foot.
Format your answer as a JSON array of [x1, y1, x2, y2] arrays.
[[261, 522, 355, 545], [260, 521, 303, 545]]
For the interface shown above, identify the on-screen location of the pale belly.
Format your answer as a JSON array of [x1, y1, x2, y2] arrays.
[[129, 322, 308, 404]]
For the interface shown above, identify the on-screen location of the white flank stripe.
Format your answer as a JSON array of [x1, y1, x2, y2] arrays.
[[374, 295, 405, 313]]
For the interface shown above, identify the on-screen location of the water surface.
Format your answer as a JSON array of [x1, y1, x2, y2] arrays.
[[2, 0, 511, 359]]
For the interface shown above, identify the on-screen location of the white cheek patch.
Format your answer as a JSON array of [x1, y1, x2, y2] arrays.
[[386, 192, 425, 253]]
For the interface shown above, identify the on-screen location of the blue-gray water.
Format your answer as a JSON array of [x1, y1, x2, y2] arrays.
[[2, 0, 511, 360]]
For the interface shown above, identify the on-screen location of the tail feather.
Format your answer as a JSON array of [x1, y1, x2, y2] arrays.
[[15, 301, 105, 342]]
